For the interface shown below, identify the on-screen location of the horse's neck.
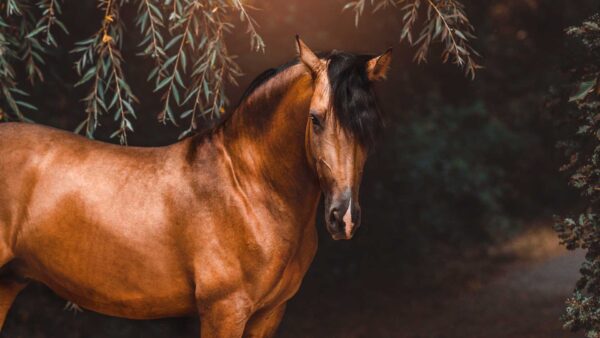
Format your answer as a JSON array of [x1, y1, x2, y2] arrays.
[[218, 65, 321, 213]]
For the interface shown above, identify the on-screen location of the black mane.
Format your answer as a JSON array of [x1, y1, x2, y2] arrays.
[[207, 51, 384, 147], [327, 52, 384, 147]]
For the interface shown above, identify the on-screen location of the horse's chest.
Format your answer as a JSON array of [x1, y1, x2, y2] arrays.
[[256, 228, 318, 308]]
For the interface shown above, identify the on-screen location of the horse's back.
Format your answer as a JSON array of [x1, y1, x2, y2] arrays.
[[0, 122, 162, 161], [0, 122, 135, 177], [0, 122, 68, 171], [0, 123, 200, 318], [0, 122, 101, 152], [0, 122, 166, 227]]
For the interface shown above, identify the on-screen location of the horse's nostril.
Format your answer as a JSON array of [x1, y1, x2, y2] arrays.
[[329, 208, 340, 224]]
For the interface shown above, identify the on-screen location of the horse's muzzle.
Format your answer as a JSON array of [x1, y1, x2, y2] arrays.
[[326, 194, 361, 240]]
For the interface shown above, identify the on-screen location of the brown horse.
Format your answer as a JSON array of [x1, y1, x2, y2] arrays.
[[0, 37, 391, 337]]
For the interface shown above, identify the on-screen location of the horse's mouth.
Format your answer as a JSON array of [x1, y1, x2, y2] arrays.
[[331, 232, 353, 241], [327, 223, 357, 240]]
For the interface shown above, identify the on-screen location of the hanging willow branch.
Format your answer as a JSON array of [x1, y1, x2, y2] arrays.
[[136, 0, 166, 85], [155, 0, 260, 134], [344, 0, 481, 79], [231, 0, 265, 53], [19, 10, 46, 84], [155, 0, 195, 125], [177, 2, 243, 139], [72, 0, 138, 144], [0, 0, 264, 140], [0, 0, 65, 121], [0, 0, 39, 121], [30, 0, 68, 47]]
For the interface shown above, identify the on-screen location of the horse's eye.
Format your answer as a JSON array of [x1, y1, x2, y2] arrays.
[[310, 113, 322, 128]]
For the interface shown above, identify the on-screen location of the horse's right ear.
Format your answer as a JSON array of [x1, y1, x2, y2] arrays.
[[366, 48, 393, 81], [296, 35, 322, 74]]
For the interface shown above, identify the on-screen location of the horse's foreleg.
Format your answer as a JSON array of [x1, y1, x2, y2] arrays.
[[0, 278, 27, 331], [0, 245, 27, 331], [243, 303, 286, 338], [197, 295, 252, 338]]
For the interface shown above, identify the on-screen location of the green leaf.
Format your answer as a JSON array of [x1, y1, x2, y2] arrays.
[[174, 70, 184, 88], [165, 34, 183, 51], [155, 76, 173, 92], [122, 100, 135, 116], [147, 67, 160, 82], [16, 100, 38, 111], [570, 79, 597, 102], [74, 120, 88, 134], [180, 109, 193, 118], [75, 67, 97, 87], [26, 26, 46, 39], [172, 84, 181, 104]]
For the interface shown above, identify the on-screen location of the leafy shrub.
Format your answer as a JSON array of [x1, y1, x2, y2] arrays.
[[554, 13, 600, 338], [374, 101, 525, 246]]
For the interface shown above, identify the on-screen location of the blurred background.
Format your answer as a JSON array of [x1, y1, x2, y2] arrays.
[[2, 0, 599, 337]]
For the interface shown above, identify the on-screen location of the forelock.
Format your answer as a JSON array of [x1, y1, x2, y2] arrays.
[[326, 51, 385, 147]]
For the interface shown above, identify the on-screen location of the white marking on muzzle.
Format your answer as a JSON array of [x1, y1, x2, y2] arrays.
[[343, 197, 353, 238]]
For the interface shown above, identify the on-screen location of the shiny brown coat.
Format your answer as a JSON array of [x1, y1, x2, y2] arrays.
[[0, 38, 390, 337]]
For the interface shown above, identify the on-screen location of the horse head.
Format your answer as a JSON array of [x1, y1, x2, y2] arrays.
[[297, 36, 392, 240]]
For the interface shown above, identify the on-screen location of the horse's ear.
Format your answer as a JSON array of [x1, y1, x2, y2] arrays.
[[366, 48, 393, 81], [296, 35, 322, 74]]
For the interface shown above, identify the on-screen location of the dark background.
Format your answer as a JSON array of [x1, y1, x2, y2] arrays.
[[2, 0, 598, 337]]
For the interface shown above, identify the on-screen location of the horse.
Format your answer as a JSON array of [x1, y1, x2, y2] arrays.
[[0, 36, 391, 337]]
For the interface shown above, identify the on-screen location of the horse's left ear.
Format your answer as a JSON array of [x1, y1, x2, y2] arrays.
[[296, 35, 322, 74], [366, 48, 393, 81]]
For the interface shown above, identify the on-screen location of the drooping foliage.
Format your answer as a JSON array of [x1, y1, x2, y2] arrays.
[[344, 0, 481, 79], [0, 0, 66, 122], [0, 0, 264, 144], [554, 13, 600, 338], [0, 0, 480, 144]]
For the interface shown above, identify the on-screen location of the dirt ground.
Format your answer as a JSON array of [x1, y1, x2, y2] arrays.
[[2, 227, 586, 338], [279, 227, 586, 338]]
